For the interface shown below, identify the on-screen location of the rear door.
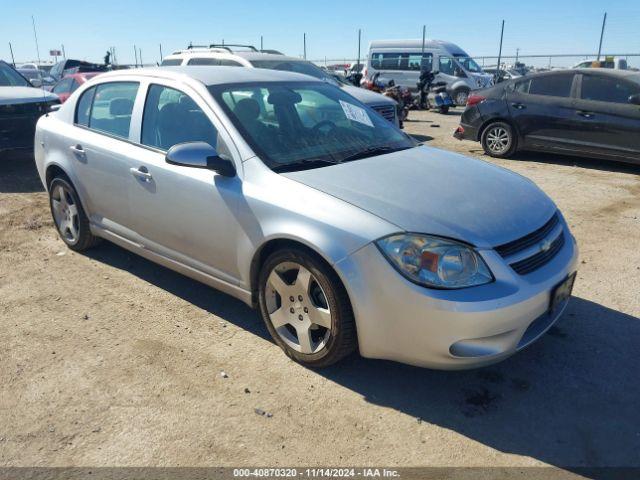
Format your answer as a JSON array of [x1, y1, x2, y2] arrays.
[[506, 73, 580, 151], [571, 72, 640, 161], [68, 81, 139, 238]]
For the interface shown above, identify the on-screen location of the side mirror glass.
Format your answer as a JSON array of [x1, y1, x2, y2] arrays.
[[30, 78, 43, 88], [166, 141, 236, 177], [629, 94, 640, 105]]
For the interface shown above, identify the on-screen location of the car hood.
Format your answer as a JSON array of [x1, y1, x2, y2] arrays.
[[282, 146, 557, 248], [0, 86, 58, 105], [341, 85, 396, 105]]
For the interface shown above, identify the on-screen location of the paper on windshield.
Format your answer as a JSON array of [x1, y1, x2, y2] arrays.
[[339, 100, 374, 127]]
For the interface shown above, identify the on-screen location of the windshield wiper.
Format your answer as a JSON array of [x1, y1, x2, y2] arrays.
[[272, 157, 342, 173], [340, 145, 412, 163]]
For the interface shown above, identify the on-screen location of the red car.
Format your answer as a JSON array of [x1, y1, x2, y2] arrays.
[[51, 72, 103, 103]]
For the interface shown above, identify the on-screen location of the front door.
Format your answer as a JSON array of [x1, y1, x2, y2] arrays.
[[571, 72, 640, 161], [125, 83, 244, 284]]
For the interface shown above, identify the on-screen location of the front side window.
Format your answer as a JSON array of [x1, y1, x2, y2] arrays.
[[438, 57, 456, 76], [211, 81, 415, 171], [141, 84, 225, 153], [581, 75, 640, 104], [453, 55, 483, 73], [75, 87, 96, 126], [87, 82, 139, 139], [527, 74, 574, 97]]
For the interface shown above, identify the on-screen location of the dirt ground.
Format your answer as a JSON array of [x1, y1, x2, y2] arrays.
[[1, 109, 639, 470]]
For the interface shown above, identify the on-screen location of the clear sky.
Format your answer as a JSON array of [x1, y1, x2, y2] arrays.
[[3, 0, 640, 66]]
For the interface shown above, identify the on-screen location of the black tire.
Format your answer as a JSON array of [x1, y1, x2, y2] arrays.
[[258, 247, 357, 368], [480, 121, 517, 158], [48, 176, 100, 251], [439, 106, 450, 114], [453, 88, 470, 106]]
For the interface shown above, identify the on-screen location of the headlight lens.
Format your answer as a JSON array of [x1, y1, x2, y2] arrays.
[[376, 234, 493, 289]]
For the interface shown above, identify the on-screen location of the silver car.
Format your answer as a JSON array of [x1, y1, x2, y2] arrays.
[[34, 67, 579, 369]]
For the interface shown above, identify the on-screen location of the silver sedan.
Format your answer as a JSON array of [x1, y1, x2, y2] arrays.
[[34, 67, 578, 369]]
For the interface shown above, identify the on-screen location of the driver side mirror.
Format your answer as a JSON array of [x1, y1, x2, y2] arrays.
[[166, 142, 236, 177], [30, 78, 43, 88], [629, 94, 640, 105]]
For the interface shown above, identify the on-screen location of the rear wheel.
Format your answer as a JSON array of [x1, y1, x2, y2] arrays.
[[49, 176, 100, 251], [481, 121, 517, 158], [258, 247, 357, 367], [438, 106, 450, 114]]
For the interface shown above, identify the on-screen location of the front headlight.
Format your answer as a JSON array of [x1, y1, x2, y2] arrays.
[[376, 234, 493, 289]]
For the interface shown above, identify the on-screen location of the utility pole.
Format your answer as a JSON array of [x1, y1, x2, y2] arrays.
[[139, 47, 143, 67], [134, 45, 138, 67], [597, 12, 607, 61], [61, 44, 66, 59], [260, 36, 263, 51], [159, 43, 163, 62], [31, 16, 42, 67], [356, 28, 361, 68], [515, 47, 520, 64], [8, 42, 16, 66], [303, 33, 307, 60], [496, 20, 505, 80], [420, 24, 426, 65]]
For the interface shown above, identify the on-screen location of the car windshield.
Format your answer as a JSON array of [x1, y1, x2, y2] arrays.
[[210, 81, 416, 171], [0, 63, 30, 87], [249, 59, 340, 86], [453, 55, 483, 73]]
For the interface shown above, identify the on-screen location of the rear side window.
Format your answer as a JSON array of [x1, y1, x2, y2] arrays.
[[160, 59, 183, 66], [581, 75, 640, 104], [219, 59, 242, 67], [371, 52, 433, 71], [520, 74, 574, 98], [141, 84, 224, 153], [188, 58, 219, 66], [75, 87, 96, 126], [85, 82, 139, 139]]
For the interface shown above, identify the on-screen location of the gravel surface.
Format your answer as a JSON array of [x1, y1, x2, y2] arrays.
[[1, 109, 639, 468]]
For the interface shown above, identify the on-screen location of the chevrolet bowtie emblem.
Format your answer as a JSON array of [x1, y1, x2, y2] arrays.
[[540, 239, 552, 252]]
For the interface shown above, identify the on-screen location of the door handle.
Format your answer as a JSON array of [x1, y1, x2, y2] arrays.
[[577, 111, 595, 119], [69, 144, 86, 156], [130, 166, 153, 182], [511, 103, 526, 110]]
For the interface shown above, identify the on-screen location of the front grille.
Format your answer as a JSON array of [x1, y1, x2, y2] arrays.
[[370, 104, 396, 123], [495, 213, 559, 258], [510, 232, 565, 275], [494, 212, 565, 275]]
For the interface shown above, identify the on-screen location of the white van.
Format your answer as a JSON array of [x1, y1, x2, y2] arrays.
[[365, 39, 493, 105], [161, 45, 399, 126]]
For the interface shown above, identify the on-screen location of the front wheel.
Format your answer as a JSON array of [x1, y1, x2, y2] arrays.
[[438, 106, 450, 114], [481, 121, 517, 158], [258, 248, 357, 367]]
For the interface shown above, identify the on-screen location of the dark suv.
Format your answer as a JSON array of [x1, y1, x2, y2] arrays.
[[454, 69, 640, 164]]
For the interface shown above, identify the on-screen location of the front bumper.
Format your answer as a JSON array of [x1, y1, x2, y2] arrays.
[[335, 223, 579, 369]]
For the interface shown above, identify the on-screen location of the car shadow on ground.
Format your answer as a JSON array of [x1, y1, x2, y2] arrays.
[[0, 151, 45, 193], [410, 134, 434, 143], [507, 151, 640, 175], [86, 241, 639, 474]]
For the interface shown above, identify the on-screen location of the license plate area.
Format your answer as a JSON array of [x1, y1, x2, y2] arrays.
[[549, 272, 576, 314]]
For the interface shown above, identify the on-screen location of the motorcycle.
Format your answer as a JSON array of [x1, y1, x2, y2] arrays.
[[366, 73, 412, 126], [418, 70, 455, 114]]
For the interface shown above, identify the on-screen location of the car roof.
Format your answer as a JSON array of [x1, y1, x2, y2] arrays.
[[521, 68, 640, 82], [96, 66, 321, 85]]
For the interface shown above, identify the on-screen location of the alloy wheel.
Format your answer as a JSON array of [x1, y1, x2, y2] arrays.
[[485, 126, 511, 154], [51, 184, 80, 243], [264, 261, 332, 354]]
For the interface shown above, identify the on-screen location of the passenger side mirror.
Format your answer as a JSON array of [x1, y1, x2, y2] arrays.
[[30, 78, 43, 88], [629, 94, 640, 105], [166, 142, 236, 177]]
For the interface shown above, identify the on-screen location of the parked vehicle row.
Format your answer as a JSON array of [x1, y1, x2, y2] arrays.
[[35, 66, 578, 369], [161, 45, 400, 127], [454, 69, 640, 164]]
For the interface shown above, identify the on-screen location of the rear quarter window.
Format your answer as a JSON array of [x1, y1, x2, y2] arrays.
[[160, 59, 183, 66]]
